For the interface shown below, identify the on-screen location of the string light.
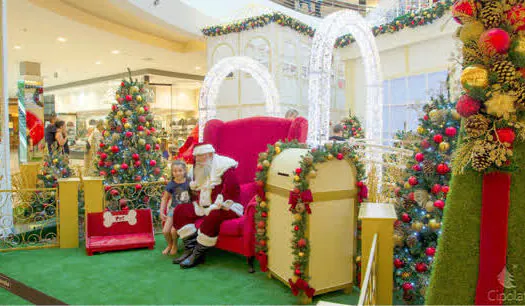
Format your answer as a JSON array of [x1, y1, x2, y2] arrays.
[[198, 56, 280, 142]]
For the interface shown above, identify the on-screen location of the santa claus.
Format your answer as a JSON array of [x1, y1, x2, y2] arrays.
[[172, 143, 243, 268]]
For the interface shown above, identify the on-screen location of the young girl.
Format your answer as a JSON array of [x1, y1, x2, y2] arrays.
[[160, 160, 191, 256]]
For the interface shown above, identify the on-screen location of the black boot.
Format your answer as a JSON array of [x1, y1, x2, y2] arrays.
[[180, 242, 210, 269], [172, 232, 197, 264]]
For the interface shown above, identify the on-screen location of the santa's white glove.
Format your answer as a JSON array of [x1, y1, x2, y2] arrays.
[[221, 200, 234, 211]]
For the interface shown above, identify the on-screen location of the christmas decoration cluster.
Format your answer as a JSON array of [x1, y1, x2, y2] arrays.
[[202, 0, 452, 48], [393, 95, 461, 304], [452, 0, 525, 173], [340, 111, 365, 139]]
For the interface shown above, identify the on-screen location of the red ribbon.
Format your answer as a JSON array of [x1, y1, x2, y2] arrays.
[[256, 251, 268, 272], [288, 189, 313, 213], [475, 172, 511, 305], [288, 278, 316, 298]]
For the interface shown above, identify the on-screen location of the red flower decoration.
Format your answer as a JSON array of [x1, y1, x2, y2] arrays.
[[456, 95, 481, 118]]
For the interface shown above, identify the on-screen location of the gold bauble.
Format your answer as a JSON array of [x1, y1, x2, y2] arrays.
[[308, 170, 317, 179], [429, 109, 439, 120], [429, 219, 441, 231], [115, 94, 120, 100], [136, 95, 143, 102], [259, 201, 267, 208], [125, 110, 133, 117], [298, 252, 305, 257], [296, 203, 306, 213], [404, 182, 412, 189], [52, 159, 58, 164], [257, 228, 266, 236], [417, 126, 426, 135], [327, 154, 334, 160], [124, 123, 131, 129], [146, 122, 150, 127], [325, 142, 333, 150], [130, 86, 139, 94], [439, 141, 450, 152], [451, 109, 461, 121], [425, 201, 435, 212], [294, 175, 301, 182], [104, 131, 110, 137], [117, 111, 124, 118], [293, 214, 302, 222], [262, 160, 270, 168], [411, 221, 424, 232], [113, 164, 120, 170], [157, 138, 162, 144], [355, 256, 361, 263], [402, 272, 411, 279], [136, 106, 145, 114], [461, 65, 489, 90], [275, 147, 281, 154], [292, 275, 299, 283], [259, 152, 268, 160], [393, 234, 404, 247]]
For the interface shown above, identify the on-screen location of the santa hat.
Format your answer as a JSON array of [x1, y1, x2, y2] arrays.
[[193, 142, 215, 156]]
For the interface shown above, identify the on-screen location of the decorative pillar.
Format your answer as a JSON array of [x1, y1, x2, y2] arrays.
[[58, 178, 80, 248], [0, 0, 12, 238], [358, 202, 397, 305], [83, 177, 104, 214]]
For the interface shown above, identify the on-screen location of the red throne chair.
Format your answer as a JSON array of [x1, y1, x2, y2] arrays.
[[86, 208, 155, 256], [198, 116, 308, 272]]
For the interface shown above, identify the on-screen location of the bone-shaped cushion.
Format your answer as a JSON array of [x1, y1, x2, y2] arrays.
[[103, 210, 138, 228]]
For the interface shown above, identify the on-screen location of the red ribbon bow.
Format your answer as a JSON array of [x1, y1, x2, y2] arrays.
[[288, 189, 313, 213], [288, 278, 316, 298], [358, 184, 368, 203]]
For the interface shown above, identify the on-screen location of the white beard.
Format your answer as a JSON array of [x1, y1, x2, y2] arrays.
[[193, 159, 212, 187]]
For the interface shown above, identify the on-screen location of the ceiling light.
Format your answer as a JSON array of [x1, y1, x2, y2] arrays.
[[57, 37, 67, 42], [111, 50, 120, 54], [13, 45, 21, 49], [95, 61, 101, 65], [195, 66, 201, 70]]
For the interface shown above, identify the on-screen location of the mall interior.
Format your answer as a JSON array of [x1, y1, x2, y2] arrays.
[[1, 0, 524, 305]]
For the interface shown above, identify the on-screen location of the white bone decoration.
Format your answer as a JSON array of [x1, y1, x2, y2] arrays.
[[103, 210, 138, 228]]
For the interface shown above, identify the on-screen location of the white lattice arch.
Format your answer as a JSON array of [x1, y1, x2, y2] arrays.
[[307, 10, 383, 147], [198, 56, 280, 141]]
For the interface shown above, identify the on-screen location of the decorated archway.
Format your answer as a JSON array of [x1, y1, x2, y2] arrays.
[[198, 56, 280, 141], [307, 10, 383, 147]]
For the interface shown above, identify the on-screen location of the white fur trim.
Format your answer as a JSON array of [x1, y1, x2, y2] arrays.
[[177, 224, 197, 239], [191, 155, 238, 192], [193, 144, 215, 156], [197, 230, 218, 247], [229, 203, 244, 217], [193, 201, 206, 217]]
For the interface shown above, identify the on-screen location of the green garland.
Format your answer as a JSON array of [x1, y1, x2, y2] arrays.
[[254, 140, 366, 298], [202, 1, 453, 48]]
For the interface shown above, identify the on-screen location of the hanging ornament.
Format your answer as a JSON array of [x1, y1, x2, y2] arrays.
[[434, 200, 445, 210], [439, 141, 450, 152], [460, 66, 489, 91], [451, 0, 477, 24], [445, 127, 457, 137], [402, 213, 411, 223], [415, 152, 425, 162], [433, 134, 444, 144], [425, 200, 435, 212], [429, 219, 441, 231], [478, 28, 510, 56], [456, 95, 481, 117], [394, 258, 405, 268], [450, 109, 461, 121], [436, 163, 450, 174], [411, 221, 424, 232], [393, 233, 404, 247], [417, 126, 426, 135], [507, 5, 525, 32], [415, 262, 429, 273], [425, 247, 436, 256]]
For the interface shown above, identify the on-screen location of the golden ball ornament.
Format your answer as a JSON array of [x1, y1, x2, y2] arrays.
[[262, 160, 270, 168], [402, 272, 411, 279], [259, 152, 268, 160], [115, 94, 120, 100], [327, 154, 334, 160], [429, 219, 441, 231], [125, 110, 132, 117], [411, 221, 424, 232], [52, 159, 58, 164], [259, 201, 267, 208], [296, 203, 306, 213], [124, 123, 131, 129], [417, 126, 426, 135], [294, 175, 301, 182], [439, 141, 450, 152], [451, 109, 461, 121], [114, 164, 121, 170], [146, 122, 150, 127], [104, 131, 110, 137], [117, 111, 124, 118], [425, 201, 435, 212], [355, 256, 361, 263], [429, 109, 439, 120], [299, 252, 305, 257], [129, 86, 139, 94], [426, 214, 431, 219], [292, 275, 299, 283], [404, 182, 412, 189], [393, 233, 404, 247], [157, 138, 162, 144], [138, 139, 146, 146], [308, 170, 317, 179], [293, 214, 302, 222], [461, 65, 489, 90], [275, 147, 281, 154], [136, 95, 143, 102]]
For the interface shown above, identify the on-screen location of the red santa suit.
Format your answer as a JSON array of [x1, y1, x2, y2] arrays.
[[173, 154, 244, 247]]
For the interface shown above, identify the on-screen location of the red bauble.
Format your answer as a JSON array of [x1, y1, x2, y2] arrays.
[[149, 160, 157, 167], [135, 184, 142, 190], [408, 176, 418, 186], [426, 247, 436, 256], [357, 181, 364, 187], [293, 187, 300, 194], [261, 212, 268, 218], [112, 104, 117, 111], [402, 213, 411, 223], [98, 161, 104, 167], [415, 262, 428, 273], [99, 143, 105, 148], [343, 125, 347, 130], [402, 283, 414, 291], [395, 187, 401, 195], [144, 106, 149, 112], [394, 258, 405, 268], [445, 127, 457, 137], [337, 153, 344, 160], [415, 153, 425, 162], [121, 163, 129, 170], [145, 144, 151, 151], [412, 164, 421, 171], [100, 153, 108, 160], [134, 175, 142, 182], [479, 28, 511, 56], [121, 82, 125, 87], [119, 199, 128, 207], [125, 95, 132, 101], [457, 95, 481, 118], [155, 144, 160, 151], [150, 127, 156, 133], [100, 171, 107, 176], [111, 146, 120, 153], [132, 153, 140, 160], [154, 167, 161, 175], [259, 240, 267, 246], [146, 130, 151, 136], [110, 169, 116, 175], [451, 0, 476, 24], [110, 189, 119, 196], [118, 97, 124, 104], [431, 184, 442, 194], [138, 125, 145, 131], [134, 161, 141, 168], [297, 238, 307, 248], [138, 116, 146, 123], [434, 200, 445, 210], [441, 185, 450, 193], [125, 131, 133, 138], [295, 269, 302, 275], [257, 221, 266, 229], [496, 128, 516, 144], [121, 117, 127, 124], [104, 186, 112, 192], [257, 164, 264, 171], [421, 140, 430, 149], [433, 134, 444, 144], [436, 163, 450, 175], [408, 192, 415, 201], [294, 225, 299, 231], [104, 161, 112, 168], [423, 115, 429, 121], [256, 180, 264, 187], [507, 5, 525, 32], [295, 168, 302, 175]]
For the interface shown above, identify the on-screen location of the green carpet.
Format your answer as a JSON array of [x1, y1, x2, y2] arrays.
[[427, 141, 525, 305], [0, 235, 359, 305]]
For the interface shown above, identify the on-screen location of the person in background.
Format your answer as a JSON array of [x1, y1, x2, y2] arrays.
[[87, 121, 104, 175], [54, 121, 68, 153], [45, 113, 70, 155], [285, 109, 299, 119], [314, 0, 323, 17], [298, 0, 312, 12], [329, 124, 346, 141], [84, 127, 95, 174]]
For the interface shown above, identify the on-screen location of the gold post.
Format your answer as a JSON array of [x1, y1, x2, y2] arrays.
[[358, 202, 397, 305], [83, 177, 104, 214], [58, 178, 80, 248], [20, 162, 40, 188]]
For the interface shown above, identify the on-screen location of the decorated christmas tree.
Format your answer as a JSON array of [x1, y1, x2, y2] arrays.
[[340, 111, 364, 139], [393, 94, 460, 304]]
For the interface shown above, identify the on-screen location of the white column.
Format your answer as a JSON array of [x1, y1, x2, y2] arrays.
[[0, 0, 13, 237]]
